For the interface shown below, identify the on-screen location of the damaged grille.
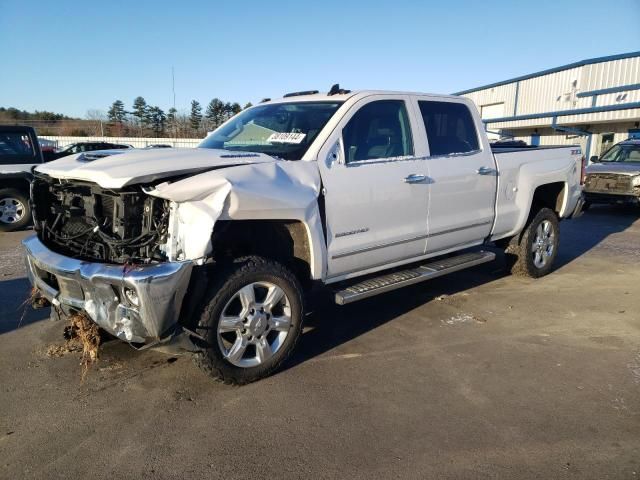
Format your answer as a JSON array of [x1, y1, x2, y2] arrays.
[[32, 174, 170, 263], [585, 173, 634, 194]]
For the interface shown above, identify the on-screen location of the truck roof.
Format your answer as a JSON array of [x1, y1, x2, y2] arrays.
[[264, 90, 461, 105]]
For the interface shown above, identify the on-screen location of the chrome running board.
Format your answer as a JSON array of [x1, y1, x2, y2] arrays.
[[334, 251, 496, 305]]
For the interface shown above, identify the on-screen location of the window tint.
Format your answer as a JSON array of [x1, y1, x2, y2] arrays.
[[342, 100, 413, 162], [418, 101, 479, 156], [0, 133, 36, 164]]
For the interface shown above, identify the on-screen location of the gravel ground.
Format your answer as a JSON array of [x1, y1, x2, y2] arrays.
[[0, 206, 639, 479]]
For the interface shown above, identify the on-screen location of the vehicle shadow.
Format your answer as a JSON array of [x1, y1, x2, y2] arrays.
[[0, 277, 49, 335], [285, 206, 638, 371], [555, 204, 639, 268], [284, 257, 508, 372]]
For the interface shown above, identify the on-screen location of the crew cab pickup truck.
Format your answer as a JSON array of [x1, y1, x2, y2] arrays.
[[0, 126, 44, 231], [24, 88, 584, 384]]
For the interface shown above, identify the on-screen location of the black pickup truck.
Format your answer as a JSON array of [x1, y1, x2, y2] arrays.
[[0, 126, 44, 231]]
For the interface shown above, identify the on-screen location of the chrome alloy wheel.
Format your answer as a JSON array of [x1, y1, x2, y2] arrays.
[[217, 281, 292, 368], [531, 219, 555, 269], [0, 197, 26, 224]]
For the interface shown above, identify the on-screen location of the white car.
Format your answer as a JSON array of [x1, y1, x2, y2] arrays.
[[24, 87, 584, 384]]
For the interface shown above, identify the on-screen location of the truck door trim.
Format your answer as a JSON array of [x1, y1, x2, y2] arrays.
[[331, 220, 492, 260]]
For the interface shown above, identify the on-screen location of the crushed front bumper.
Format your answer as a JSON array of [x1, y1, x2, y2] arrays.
[[23, 235, 193, 345]]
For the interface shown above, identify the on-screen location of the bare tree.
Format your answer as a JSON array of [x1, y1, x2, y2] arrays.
[[86, 109, 107, 136]]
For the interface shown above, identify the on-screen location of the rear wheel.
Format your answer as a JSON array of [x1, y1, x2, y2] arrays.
[[193, 256, 303, 385], [504, 207, 559, 278], [0, 188, 31, 232]]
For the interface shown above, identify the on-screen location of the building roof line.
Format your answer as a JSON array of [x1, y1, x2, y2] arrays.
[[482, 101, 640, 124], [453, 51, 640, 96], [576, 83, 640, 98]]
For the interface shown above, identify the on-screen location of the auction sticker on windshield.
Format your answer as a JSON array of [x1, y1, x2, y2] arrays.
[[267, 132, 306, 144]]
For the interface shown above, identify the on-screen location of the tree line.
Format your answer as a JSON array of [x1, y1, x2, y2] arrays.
[[107, 97, 252, 138], [0, 107, 73, 122]]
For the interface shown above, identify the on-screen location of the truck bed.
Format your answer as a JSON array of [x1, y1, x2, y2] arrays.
[[491, 144, 580, 154]]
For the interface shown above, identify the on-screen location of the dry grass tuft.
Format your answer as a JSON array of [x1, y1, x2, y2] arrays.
[[67, 313, 101, 381]]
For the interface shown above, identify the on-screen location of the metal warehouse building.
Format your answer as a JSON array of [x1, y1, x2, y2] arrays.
[[456, 51, 640, 160]]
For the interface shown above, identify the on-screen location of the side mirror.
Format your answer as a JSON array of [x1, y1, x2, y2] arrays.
[[327, 139, 344, 166], [590, 155, 599, 163]]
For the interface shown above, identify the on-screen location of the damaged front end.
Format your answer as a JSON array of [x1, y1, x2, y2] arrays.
[[24, 173, 194, 346], [584, 171, 640, 206], [31, 173, 171, 263]]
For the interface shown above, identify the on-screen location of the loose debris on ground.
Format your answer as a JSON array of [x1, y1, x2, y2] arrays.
[[441, 313, 486, 325], [18, 287, 47, 328], [46, 312, 101, 381]]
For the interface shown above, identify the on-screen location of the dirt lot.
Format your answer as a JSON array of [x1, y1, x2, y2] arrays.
[[1, 206, 639, 479]]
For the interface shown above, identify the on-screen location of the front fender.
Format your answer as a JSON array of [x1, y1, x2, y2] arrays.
[[147, 161, 328, 280]]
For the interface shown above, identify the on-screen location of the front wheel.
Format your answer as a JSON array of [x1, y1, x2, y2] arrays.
[[0, 188, 31, 232], [504, 207, 559, 278], [193, 256, 304, 385]]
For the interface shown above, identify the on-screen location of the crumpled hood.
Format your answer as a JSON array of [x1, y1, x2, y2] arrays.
[[586, 162, 640, 176], [35, 147, 277, 189]]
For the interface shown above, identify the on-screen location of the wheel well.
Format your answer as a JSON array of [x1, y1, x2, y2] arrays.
[[210, 220, 312, 289], [531, 182, 565, 216], [0, 177, 30, 193]]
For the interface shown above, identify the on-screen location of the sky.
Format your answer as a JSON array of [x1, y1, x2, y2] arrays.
[[1, 0, 639, 118]]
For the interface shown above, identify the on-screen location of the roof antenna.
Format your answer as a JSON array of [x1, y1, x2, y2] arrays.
[[328, 83, 350, 96]]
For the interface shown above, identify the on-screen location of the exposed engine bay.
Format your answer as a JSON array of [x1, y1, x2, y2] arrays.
[[31, 173, 170, 264]]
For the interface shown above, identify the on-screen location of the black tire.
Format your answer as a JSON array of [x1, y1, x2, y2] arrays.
[[193, 256, 304, 385], [0, 188, 31, 232], [504, 207, 559, 278]]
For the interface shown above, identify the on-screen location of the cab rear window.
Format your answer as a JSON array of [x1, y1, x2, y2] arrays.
[[0, 133, 36, 164]]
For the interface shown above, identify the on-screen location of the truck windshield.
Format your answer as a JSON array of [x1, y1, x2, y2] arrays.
[[600, 144, 640, 163], [199, 102, 343, 160]]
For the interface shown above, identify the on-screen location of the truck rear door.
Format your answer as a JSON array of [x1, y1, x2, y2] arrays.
[[411, 98, 497, 254]]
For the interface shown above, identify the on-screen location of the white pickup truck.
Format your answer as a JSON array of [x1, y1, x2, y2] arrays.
[[24, 87, 584, 384]]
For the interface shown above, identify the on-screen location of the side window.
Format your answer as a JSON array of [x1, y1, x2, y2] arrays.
[[418, 101, 480, 156], [0, 133, 35, 164], [342, 100, 413, 163]]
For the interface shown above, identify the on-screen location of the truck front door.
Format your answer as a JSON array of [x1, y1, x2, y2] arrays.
[[318, 96, 430, 279], [413, 98, 497, 254]]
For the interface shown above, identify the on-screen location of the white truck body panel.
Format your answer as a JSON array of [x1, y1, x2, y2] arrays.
[[316, 94, 430, 278], [490, 147, 582, 241], [35, 148, 277, 189]]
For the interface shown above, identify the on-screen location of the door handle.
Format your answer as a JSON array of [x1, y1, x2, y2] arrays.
[[477, 166, 497, 175], [404, 174, 428, 184]]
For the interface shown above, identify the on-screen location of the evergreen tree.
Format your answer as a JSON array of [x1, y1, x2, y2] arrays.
[[167, 107, 178, 136], [231, 102, 242, 115], [148, 106, 166, 136], [107, 100, 126, 124], [190, 100, 203, 132], [243, 102, 253, 110], [223, 102, 234, 121], [205, 98, 226, 128], [132, 96, 148, 128], [167, 107, 177, 123]]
